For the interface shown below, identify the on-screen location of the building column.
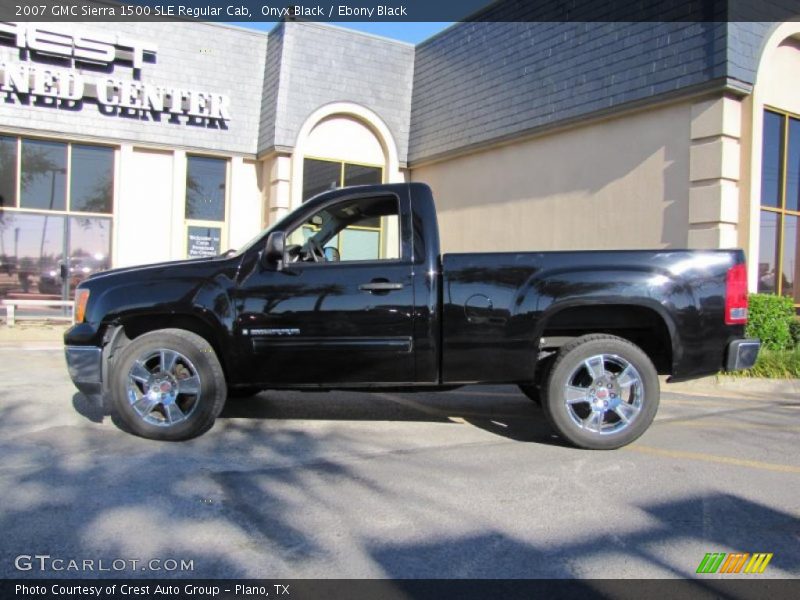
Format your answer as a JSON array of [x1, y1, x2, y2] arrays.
[[266, 153, 291, 225], [112, 144, 131, 267], [170, 150, 187, 260], [687, 96, 742, 249]]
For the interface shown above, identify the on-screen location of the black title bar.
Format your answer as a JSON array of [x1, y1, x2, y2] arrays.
[[2, 0, 800, 23]]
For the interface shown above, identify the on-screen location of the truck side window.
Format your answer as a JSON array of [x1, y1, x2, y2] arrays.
[[287, 195, 401, 263]]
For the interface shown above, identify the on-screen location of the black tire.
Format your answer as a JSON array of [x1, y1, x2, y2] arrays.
[[109, 328, 227, 441], [541, 334, 659, 450], [518, 353, 556, 406]]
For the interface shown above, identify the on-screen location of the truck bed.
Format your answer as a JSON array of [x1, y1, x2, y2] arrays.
[[441, 249, 744, 384]]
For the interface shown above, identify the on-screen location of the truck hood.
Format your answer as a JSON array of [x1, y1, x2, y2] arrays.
[[85, 256, 228, 283]]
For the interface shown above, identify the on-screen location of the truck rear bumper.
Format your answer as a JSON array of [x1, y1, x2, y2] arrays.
[[65, 345, 102, 395], [725, 339, 761, 371]]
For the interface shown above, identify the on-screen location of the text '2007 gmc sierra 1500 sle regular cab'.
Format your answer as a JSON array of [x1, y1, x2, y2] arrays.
[[64, 183, 760, 449]]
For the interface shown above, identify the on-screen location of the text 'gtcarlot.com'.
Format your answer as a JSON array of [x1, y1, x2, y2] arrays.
[[14, 554, 194, 572]]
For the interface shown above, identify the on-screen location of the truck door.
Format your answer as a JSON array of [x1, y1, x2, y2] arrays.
[[236, 192, 415, 385]]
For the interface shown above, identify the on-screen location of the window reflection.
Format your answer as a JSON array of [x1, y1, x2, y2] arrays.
[[0, 137, 115, 302], [20, 139, 67, 211], [782, 214, 798, 303], [761, 111, 784, 209], [758, 210, 778, 294], [0, 136, 16, 209], [186, 156, 226, 221], [344, 163, 382, 187], [787, 118, 800, 213], [303, 159, 341, 202], [0, 211, 65, 297], [69, 216, 111, 288], [71, 145, 113, 214]]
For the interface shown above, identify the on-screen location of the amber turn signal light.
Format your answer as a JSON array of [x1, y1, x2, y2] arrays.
[[74, 289, 90, 324]]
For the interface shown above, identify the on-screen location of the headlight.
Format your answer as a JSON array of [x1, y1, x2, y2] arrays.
[[74, 289, 90, 324]]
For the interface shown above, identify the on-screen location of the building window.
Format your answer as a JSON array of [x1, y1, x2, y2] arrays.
[[186, 156, 226, 222], [184, 156, 227, 258], [20, 139, 67, 211], [302, 158, 382, 202], [759, 109, 800, 310], [303, 159, 342, 202], [71, 145, 114, 214], [0, 136, 18, 209], [0, 136, 113, 302]]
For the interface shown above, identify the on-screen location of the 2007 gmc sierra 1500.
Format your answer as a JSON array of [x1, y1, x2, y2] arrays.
[[64, 183, 760, 449]]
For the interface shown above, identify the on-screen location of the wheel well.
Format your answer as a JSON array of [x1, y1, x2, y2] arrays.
[[113, 314, 227, 375], [539, 305, 673, 374]]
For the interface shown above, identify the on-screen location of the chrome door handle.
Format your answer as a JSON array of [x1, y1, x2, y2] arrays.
[[359, 282, 404, 292]]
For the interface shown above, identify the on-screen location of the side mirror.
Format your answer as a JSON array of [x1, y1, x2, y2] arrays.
[[323, 246, 340, 262], [263, 231, 286, 268]]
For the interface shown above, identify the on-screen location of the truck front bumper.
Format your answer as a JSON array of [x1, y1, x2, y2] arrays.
[[725, 339, 761, 371], [65, 345, 102, 395]]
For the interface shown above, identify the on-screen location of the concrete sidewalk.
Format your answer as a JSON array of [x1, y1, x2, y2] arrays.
[[0, 323, 69, 344]]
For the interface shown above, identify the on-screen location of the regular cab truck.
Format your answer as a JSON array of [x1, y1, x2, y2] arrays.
[[64, 183, 760, 449]]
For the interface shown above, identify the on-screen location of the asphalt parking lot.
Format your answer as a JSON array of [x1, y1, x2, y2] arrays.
[[0, 340, 798, 579]]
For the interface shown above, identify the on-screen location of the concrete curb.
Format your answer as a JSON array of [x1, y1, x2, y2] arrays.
[[661, 374, 800, 396]]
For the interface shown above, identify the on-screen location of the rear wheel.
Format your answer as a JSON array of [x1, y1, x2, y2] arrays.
[[110, 329, 227, 441], [541, 334, 659, 450]]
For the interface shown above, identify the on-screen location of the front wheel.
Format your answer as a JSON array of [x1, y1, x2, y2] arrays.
[[541, 334, 659, 450], [109, 329, 227, 441]]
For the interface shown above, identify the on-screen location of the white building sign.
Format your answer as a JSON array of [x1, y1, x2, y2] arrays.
[[0, 22, 231, 123]]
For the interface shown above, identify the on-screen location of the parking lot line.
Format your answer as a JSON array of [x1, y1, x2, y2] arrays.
[[627, 445, 800, 474]]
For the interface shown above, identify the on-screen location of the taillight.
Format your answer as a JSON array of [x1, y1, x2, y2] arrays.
[[725, 263, 748, 325], [74, 289, 90, 324]]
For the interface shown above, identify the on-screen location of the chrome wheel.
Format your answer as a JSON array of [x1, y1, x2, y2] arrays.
[[126, 348, 201, 427], [563, 353, 643, 435]]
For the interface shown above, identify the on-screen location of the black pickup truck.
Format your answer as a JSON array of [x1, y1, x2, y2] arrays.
[[64, 183, 759, 449]]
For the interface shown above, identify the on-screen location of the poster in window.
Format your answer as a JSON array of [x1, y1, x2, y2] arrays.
[[187, 226, 221, 258]]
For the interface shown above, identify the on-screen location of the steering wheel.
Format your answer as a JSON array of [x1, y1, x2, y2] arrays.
[[306, 238, 325, 263]]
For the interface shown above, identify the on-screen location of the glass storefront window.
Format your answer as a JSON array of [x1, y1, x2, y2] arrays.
[[787, 118, 800, 213], [20, 139, 67, 211], [0, 136, 16, 209], [186, 156, 226, 221], [761, 111, 784, 209], [760, 109, 800, 310], [344, 163, 381, 187], [757, 210, 778, 294], [302, 159, 384, 203], [0, 136, 115, 302], [71, 145, 113, 214], [781, 214, 797, 303], [303, 159, 341, 202], [0, 212, 65, 296]]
